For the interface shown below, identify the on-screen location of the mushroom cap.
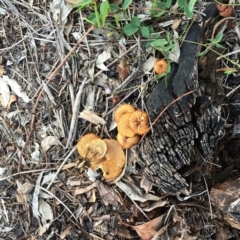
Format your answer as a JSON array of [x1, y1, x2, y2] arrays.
[[114, 104, 135, 123], [117, 112, 136, 138], [88, 138, 107, 160], [76, 133, 99, 159], [117, 133, 140, 149], [91, 139, 126, 181], [154, 59, 168, 75], [129, 110, 149, 135], [216, 4, 233, 17]]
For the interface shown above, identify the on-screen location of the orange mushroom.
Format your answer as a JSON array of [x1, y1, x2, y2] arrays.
[[77, 133, 99, 159], [87, 138, 107, 160], [154, 59, 168, 75], [117, 112, 136, 138], [129, 110, 149, 135], [216, 4, 233, 17], [91, 139, 126, 181], [117, 133, 140, 149], [114, 104, 135, 123]]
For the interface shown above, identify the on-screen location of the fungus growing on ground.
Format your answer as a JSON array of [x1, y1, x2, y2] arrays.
[[117, 133, 140, 149], [114, 103, 135, 123], [216, 4, 233, 17], [154, 59, 168, 75], [77, 135, 126, 181], [93, 139, 126, 180], [129, 110, 149, 135], [77, 133, 99, 159], [117, 112, 136, 138]]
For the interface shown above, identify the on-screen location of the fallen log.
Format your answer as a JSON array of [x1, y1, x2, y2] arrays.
[[137, 4, 225, 195]]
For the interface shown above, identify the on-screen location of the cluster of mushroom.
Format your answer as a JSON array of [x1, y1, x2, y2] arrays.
[[77, 133, 125, 181], [114, 104, 149, 149]]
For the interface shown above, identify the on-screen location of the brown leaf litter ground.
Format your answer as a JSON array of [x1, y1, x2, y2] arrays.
[[0, 0, 240, 239]]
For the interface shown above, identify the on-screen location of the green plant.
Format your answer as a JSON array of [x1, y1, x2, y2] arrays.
[[123, 16, 152, 38]]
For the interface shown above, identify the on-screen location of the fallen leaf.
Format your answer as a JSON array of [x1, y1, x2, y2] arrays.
[[0, 94, 17, 109], [116, 181, 160, 202], [96, 50, 111, 70], [142, 56, 157, 72], [117, 60, 129, 81], [41, 136, 60, 152], [131, 215, 164, 240], [79, 109, 106, 125], [16, 180, 34, 203], [0, 65, 4, 76], [0, 76, 10, 107], [171, 19, 181, 30], [143, 200, 168, 212], [38, 198, 54, 236], [1, 75, 30, 103]]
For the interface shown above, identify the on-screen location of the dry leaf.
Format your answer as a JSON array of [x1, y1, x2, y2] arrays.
[[1, 75, 30, 103], [96, 50, 111, 70], [0, 77, 10, 107], [0, 95, 17, 109], [116, 181, 160, 202], [0, 65, 4, 76], [142, 56, 157, 72], [79, 109, 106, 125], [38, 198, 54, 236], [131, 215, 164, 240], [143, 200, 168, 212], [41, 136, 60, 152], [16, 180, 34, 203], [117, 60, 129, 81], [171, 19, 181, 30]]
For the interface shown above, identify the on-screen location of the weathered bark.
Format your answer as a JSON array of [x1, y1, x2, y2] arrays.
[[137, 5, 224, 195]]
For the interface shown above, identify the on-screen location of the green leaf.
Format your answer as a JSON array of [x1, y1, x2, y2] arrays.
[[177, 0, 186, 8], [75, 0, 91, 9], [189, 0, 197, 13], [100, 1, 109, 26], [123, 0, 132, 10], [131, 16, 140, 27], [215, 32, 223, 43], [123, 23, 139, 36], [94, 3, 101, 27], [215, 43, 226, 49], [140, 26, 150, 38], [151, 39, 168, 47]]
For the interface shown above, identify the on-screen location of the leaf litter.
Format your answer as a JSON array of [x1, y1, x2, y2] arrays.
[[0, 0, 240, 239]]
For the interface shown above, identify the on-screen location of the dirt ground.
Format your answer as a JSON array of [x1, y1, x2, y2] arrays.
[[0, 0, 240, 239]]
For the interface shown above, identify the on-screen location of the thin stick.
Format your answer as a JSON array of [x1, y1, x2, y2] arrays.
[[18, 25, 94, 171]]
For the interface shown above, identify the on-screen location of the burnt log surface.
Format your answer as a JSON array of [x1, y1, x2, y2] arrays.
[[137, 5, 224, 195]]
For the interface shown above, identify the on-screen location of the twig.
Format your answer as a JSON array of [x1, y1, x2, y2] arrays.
[[18, 25, 94, 171], [139, 90, 196, 143]]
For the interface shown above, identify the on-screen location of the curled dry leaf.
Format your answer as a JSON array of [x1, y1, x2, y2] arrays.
[[96, 50, 111, 70], [131, 215, 164, 240], [0, 94, 17, 109], [1, 75, 30, 103], [142, 56, 157, 72], [116, 181, 160, 202], [38, 198, 54, 236], [41, 136, 60, 152], [117, 60, 129, 81]]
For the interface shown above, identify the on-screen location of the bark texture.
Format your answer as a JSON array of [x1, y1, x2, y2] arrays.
[[137, 5, 224, 195]]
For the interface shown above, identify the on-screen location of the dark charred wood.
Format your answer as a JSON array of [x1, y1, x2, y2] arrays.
[[137, 4, 224, 195]]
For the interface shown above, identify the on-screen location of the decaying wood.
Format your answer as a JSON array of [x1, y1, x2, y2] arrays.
[[137, 5, 224, 195]]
